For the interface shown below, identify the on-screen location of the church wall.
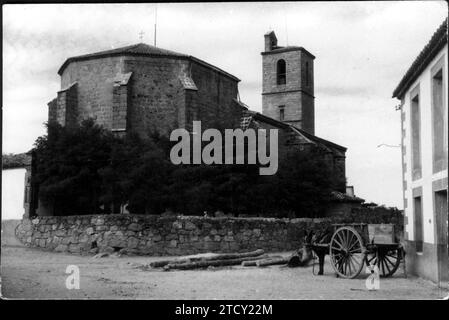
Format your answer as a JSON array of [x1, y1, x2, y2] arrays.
[[299, 93, 315, 134], [123, 56, 189, 137], [186, 62, 240, 132], [47, 98, 57, 124], [112, 82, 129, 132], [334, 156, 346, 192], [262, 90, 315, 135], [250, 117, 346, 191], [322, 152, 346, 192], [247, 120, 291, 158], [54, 83, 78, 128], [262, 91, 303, 127], [60, 56, 125, 129], [175, 86, 188, 130]]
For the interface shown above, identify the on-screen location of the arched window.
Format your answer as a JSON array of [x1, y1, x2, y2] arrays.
[[276, 59, 286, 85]]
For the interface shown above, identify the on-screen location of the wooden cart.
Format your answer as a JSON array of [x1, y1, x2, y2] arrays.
[[309, 223, 404, 279]]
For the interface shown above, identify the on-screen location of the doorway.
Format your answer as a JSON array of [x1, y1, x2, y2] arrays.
[[434, 189, 448, 285]]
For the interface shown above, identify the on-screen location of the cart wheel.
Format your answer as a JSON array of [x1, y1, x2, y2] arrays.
[[329, 226, 366, 279], [366, 247, 402, 278]]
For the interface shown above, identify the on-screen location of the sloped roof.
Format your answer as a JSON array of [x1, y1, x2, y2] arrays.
[[58, 43, 240, 81], [113, 72, 133, 86], [240, 116, 253, 130], [179, 76, 198, 91], [240, 110, 346, 155], [392, 18, 448, 99], [292, 126, 347, 153]]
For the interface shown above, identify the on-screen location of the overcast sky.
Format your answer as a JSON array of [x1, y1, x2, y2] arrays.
[[2, 2, 448, 208]]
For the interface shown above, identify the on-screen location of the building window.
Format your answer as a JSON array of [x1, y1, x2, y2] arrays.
[[305, 61, 309, 87], [276, 59, 286, 85], [413, 196, 423, 253], [279, 106, 285, 121], [410, 88, 422, 180], [432, 68, 446, 173]]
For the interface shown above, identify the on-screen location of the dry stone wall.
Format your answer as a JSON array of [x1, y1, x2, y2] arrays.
[[15, 215, 322, 255], [15, 213, 403, 256]]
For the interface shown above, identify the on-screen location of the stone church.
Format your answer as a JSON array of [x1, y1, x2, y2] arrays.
[[25, 31, 348, 217]]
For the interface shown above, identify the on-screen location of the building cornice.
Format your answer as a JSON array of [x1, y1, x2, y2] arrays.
[[261, 46, 315, 59], [262, 89, 315, 98]]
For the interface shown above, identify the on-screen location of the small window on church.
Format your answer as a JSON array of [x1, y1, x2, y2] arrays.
[[277, 59, 286, 85], [279, 106, 285, 121]]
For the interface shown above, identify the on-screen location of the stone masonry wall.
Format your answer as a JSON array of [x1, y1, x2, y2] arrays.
[[56, 55, 241, 139], [15, 215, 311, 255], [124, 56, 188, 137], [112, 81, 129, 131], [15, 213, 403, 256], [48, 98, 57, 124], [60, 56, 124, 129], [55, 83, 78, 128], [184, 61, 240, 132], [262, 91, 305, 127], [262, 49, 315, 134]]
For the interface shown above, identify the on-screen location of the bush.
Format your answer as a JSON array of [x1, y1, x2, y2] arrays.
[[34, 120, 116, 215]]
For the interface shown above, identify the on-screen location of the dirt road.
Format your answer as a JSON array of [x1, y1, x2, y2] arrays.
[[1, 245, 447, 299]]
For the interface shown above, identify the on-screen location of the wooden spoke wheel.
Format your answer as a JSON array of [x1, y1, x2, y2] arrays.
[[329, 226, 366, 279], [366, 247, 402, 278]]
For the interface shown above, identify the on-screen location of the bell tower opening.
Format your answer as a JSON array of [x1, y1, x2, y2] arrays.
[[276, 59, 286, 85]]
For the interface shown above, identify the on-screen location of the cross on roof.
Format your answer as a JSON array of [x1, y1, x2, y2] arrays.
[[139, 31, 145, 41]]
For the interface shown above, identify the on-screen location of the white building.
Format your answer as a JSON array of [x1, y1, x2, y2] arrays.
[[393, 19, 448, 285]]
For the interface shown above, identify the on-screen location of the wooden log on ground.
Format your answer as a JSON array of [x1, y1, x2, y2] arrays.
[[255, 257, 289, 267], [151, 253, 226, 268], [151, 249, 265, 268], [163, 254, 268, 271], [242, 260, 258, 267], [241, 255, 283, 267], [151, 259, 185, 268]]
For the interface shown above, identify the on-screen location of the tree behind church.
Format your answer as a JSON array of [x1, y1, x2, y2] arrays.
[[34, 119, 116, 215], [33, 120, 337, 217]]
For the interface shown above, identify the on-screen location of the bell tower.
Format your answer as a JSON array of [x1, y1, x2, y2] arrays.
[[262, 31, 315, 134]]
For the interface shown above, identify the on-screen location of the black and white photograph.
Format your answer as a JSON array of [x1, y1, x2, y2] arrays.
[[1, 1, 448, 304]]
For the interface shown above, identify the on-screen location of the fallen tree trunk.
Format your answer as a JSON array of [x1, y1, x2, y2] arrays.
[[151, 249, 265, 268], [241, 255, 284, 267], [163, 254, 269, 271], [256, 257, 289, 267]]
